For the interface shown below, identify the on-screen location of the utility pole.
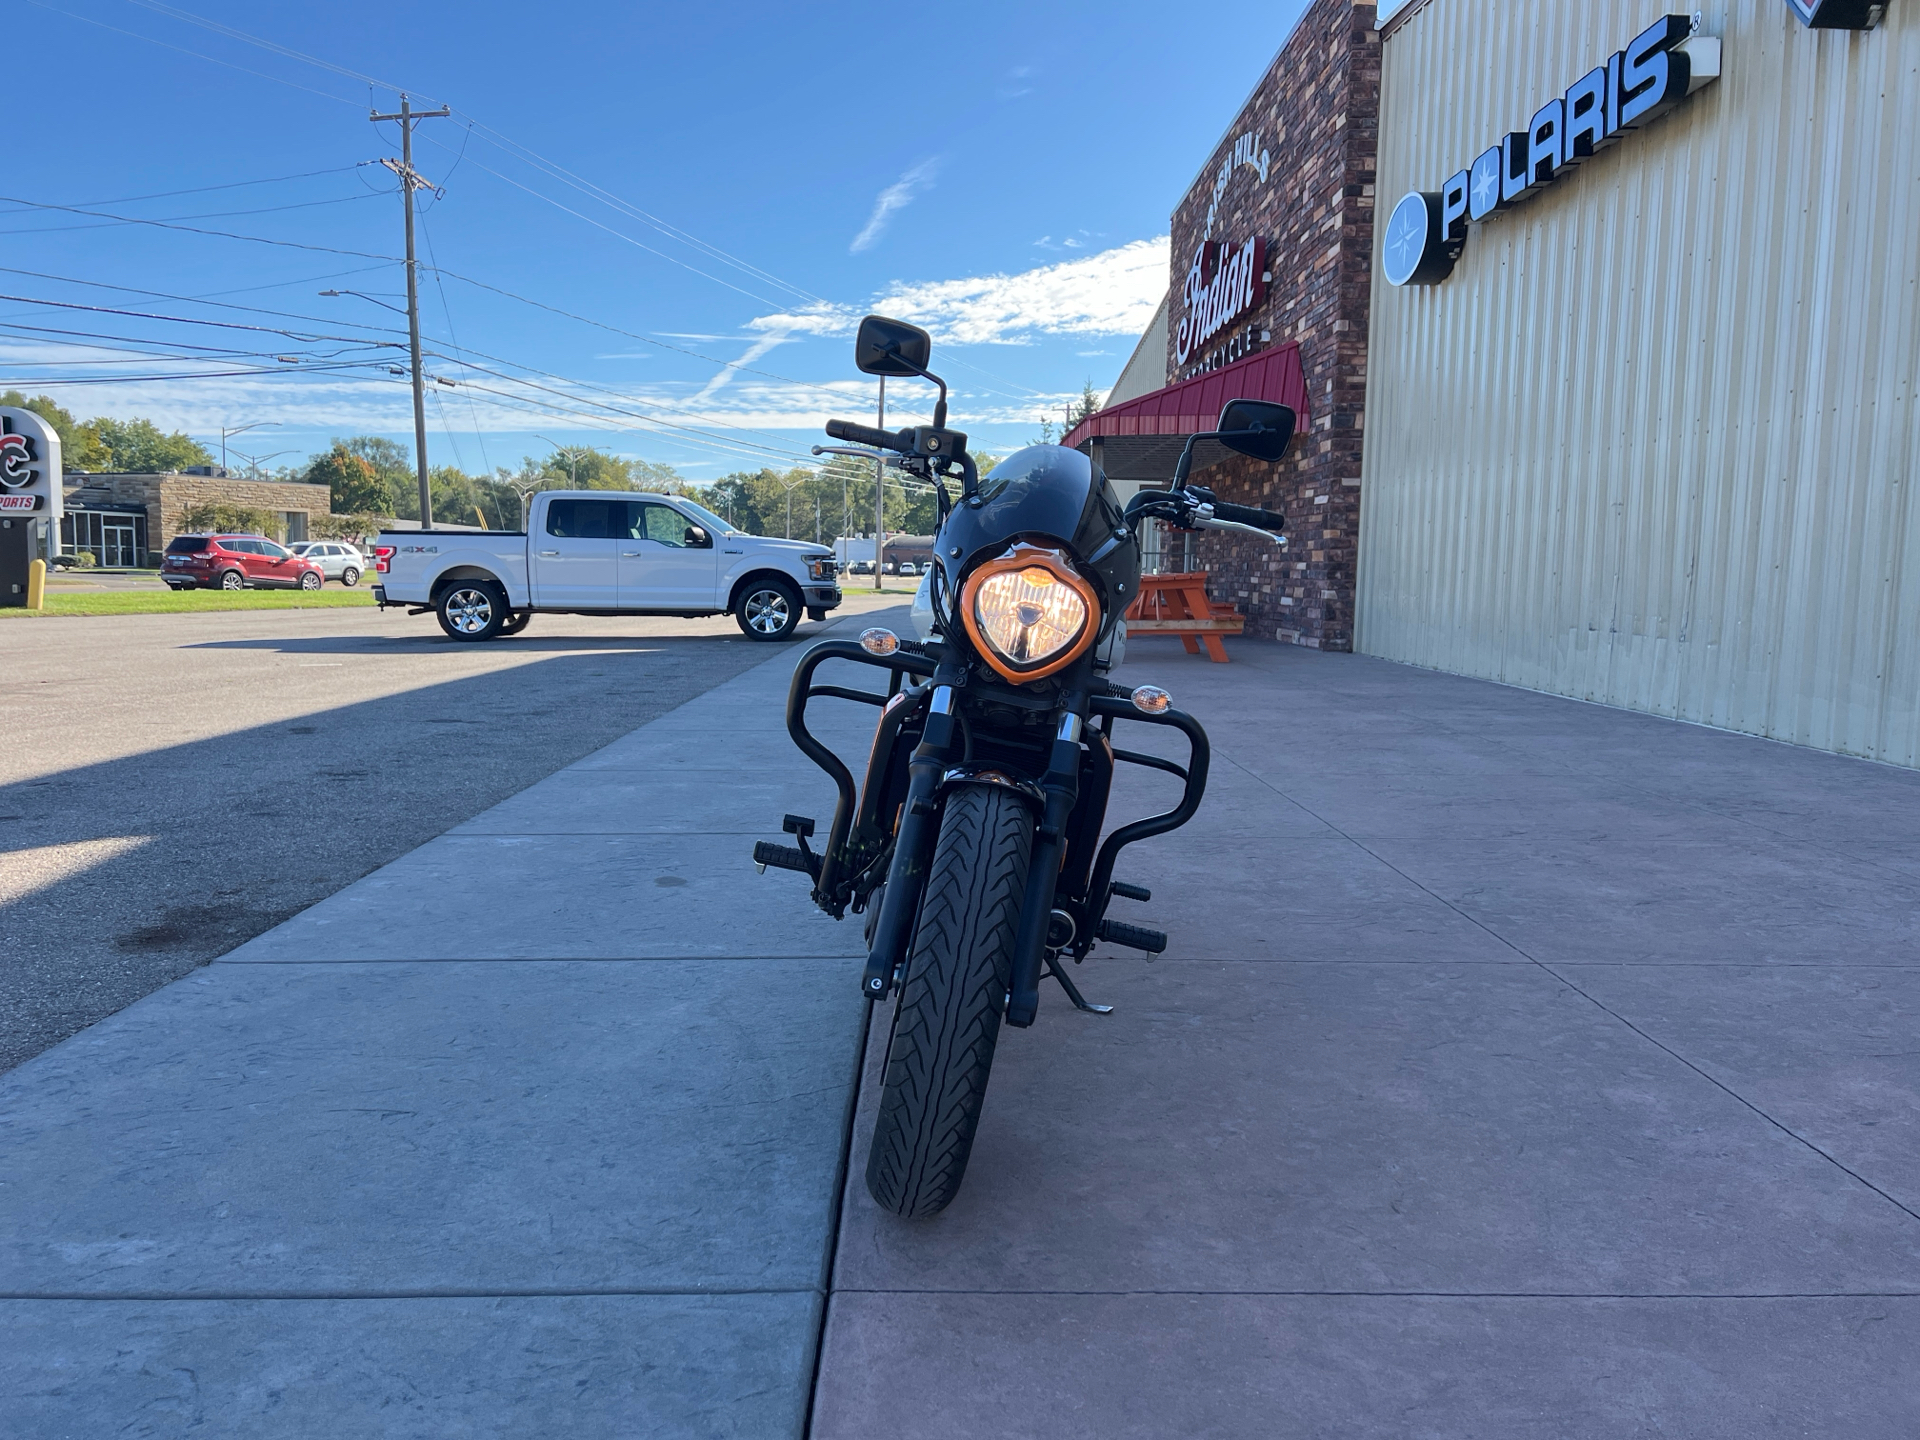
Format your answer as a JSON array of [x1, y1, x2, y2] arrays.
[[370, 93, 450, 529], [872, 376, 885, 591]]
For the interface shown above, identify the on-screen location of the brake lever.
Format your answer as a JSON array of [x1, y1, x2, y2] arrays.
[[811, 444, 887, 460], [1193, 514, 1287, 547]]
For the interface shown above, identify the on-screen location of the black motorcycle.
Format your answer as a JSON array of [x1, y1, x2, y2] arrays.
[[754, 315, 1292, 1217]]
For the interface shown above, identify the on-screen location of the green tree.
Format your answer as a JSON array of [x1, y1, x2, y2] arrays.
[[304, 444, 390, 516], [181, 501, 275, 536], [89, 417, 214, 473], [0, 390, 106, 469]]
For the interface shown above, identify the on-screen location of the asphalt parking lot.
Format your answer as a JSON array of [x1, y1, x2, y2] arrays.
[[0, 597, 893, 1073]]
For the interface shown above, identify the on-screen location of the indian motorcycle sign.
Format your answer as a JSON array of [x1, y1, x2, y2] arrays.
[[1175, 235, 1267, 367]]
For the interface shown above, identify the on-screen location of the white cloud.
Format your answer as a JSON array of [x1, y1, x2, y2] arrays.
[[851, 158, 940, 254], [871, 236, 1169, 345]]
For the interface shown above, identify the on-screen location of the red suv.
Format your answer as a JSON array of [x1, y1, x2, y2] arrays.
[[163, 534, 325, 591]]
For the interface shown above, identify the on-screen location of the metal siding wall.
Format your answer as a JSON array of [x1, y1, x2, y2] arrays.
[[1358, 0, 1920, 766]]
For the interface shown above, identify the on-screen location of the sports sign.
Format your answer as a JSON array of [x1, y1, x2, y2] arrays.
[[1383, 15, 1722, 288], [0, 409, 61, 520]]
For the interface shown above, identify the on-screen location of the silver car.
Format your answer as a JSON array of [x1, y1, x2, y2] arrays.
[[289, 542, 369, 586]]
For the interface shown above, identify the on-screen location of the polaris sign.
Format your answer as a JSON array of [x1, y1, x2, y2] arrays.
[[1382, 16, 1722, 288]]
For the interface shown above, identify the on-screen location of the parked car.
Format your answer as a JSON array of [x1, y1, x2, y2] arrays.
[[162, 534, 325, 591], [846, 559, 873, 576], [288, 541, 368, 586], [373, 490, 841, 642], [897, 561, 919, 577]]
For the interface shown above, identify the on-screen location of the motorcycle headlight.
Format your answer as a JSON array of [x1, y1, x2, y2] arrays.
[[960, 544, 1099, 683]]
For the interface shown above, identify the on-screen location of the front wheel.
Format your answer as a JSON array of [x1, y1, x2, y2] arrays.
[[436, 581, 507, 641], [735, 578, 801, 641], [865, 784, 1034, 1219], [298, 571, 322, 591]]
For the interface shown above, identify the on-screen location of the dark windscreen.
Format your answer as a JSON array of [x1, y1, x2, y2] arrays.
[[166, 536, 210, 554]]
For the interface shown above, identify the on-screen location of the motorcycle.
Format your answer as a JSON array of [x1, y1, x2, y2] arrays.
[[754, 315, 1293, 1217]]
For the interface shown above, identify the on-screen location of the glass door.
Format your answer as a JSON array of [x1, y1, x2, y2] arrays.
[[101, 520, 136, 567]]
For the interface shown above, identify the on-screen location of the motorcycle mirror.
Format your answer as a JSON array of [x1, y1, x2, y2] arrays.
[[1214, 400, 1296, 463], [855, 315, 934, 378]]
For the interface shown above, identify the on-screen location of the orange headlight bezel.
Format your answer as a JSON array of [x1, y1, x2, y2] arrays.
[[959, 542, 1100, 684]]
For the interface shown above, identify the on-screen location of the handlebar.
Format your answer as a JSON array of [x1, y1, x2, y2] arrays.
[[825, 418, 910, 454], [1209, 500, 1287, 532]]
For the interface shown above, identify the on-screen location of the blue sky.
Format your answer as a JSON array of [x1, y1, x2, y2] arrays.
[[6, 0, 1309, 482]]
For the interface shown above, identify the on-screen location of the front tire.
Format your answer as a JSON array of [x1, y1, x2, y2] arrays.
[[865, 784, 1033, 1219], [735, 578, 802, 641], [298, 571, 323, 591], [436, 581, 507, 641]]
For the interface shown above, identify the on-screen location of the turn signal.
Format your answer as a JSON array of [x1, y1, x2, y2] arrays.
[[960, 544, 1098, 684], [859, 627, 900, 656], [1131, 685, 1172, 715]]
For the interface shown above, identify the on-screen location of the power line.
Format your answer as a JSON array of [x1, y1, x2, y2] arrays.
[[0, 193, 402, 262], [0, 190, 388, 237], [0, 164, 371, 214]]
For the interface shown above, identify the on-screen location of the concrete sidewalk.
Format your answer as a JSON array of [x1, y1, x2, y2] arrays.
[[813, 639, 1920, 1438], [7, 627, 1919, 1435], [0, 623, 890, 1436]]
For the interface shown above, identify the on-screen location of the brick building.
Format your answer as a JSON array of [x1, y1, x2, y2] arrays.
[[1067, 0, 1380, 650], [61, 471, 329, 566]]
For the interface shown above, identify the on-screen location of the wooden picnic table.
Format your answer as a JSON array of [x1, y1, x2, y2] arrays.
[[1124, 571, 1244, 663]]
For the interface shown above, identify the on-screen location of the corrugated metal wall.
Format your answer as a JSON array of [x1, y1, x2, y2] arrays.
[[1357, 0, 1920, 767]]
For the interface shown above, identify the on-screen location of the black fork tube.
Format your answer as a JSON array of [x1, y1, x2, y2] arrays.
[[859, 675, 964, 1000], [1004, 699, 1087, 1028]]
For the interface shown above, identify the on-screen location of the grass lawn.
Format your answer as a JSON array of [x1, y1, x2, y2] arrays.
[[3, 588, 380, 618]]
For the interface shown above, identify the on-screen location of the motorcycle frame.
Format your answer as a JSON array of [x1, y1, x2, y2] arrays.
[[782, 636, 1210, 1018]]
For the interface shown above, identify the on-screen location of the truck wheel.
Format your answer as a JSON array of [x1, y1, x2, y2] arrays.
[[437, 582, 507, 641], [736, 578, 801, 641]]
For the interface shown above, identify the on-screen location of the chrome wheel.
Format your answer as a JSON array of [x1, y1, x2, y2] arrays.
[[299, 571, 322, 591], [743, 587, 791, 635], [220, 570, 245, 590], [444, 586, 494, 634]]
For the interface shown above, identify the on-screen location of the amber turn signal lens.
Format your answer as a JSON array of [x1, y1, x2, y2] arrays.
[[859, 627, 900, 656], [1130, 685, 1172, 714]]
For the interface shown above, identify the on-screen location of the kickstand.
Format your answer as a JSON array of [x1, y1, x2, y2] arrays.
[[1044, 956, 1113, 1015]]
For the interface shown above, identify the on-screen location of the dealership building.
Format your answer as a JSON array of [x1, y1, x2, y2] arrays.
[[1079, 0, 1918, 767]]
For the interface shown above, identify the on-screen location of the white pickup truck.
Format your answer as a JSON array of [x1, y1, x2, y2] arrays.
[[371, 490, 841, 642]]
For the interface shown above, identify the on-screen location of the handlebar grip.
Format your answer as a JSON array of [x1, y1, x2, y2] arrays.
[[1210, 500, 1286, 532], [825, 419, 907, 453]]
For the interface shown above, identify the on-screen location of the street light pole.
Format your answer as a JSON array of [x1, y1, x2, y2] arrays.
[[533, 436, 583, 487], [370, 94, 450, 530], [219, 420, 277, 477]]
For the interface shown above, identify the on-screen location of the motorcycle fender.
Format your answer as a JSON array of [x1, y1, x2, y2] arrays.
[[937, 764, 1047, 812]]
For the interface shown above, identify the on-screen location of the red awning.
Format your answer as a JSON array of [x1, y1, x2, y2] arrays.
[[1062, 341, 1309, 484]]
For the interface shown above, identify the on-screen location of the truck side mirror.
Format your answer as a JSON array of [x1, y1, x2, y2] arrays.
[[686, 525, 711, 548]]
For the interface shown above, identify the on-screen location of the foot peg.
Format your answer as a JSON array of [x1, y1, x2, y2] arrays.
[[1044, 957, 1113, 1015], [753, 841, 815, 878], [1095, 917, 1167, 954], [1109, 881, 1151, 902]]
